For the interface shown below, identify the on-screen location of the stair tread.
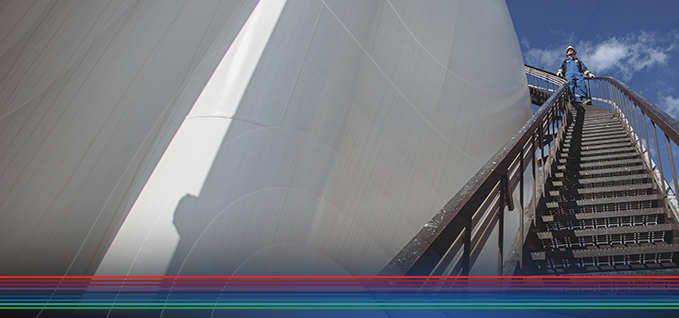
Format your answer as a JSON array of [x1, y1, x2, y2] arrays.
[[559, 152, 639, 163], [531, 243, 679, 260], [541, 207, 665, 222], [576, 142, 632, 150], [545, 194, 663, 208], [554, 165, 645, 176], [578, 147, 636, 156], [537, 223, 674, 239], [581, 121, 621, 126], [568, 132, 630, 141], [557, 158, 641, 170], [548, 182, 653, 196], [579, 138, 631, 146], [522, 103, 679, 275], [552, 173, 652, 186]]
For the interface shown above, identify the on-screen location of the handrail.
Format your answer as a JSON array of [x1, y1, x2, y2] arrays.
[[379, 64, 679, 276], [586, 77, 679, 144], [606, 78, 679, 143], [379, 67, 571, 276], [584, 76, 679, 217], [523, 66, 679, 210], [525, 64, 567, 90]]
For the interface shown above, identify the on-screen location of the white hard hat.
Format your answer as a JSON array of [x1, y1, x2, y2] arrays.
[[566, 46, 577, 54]]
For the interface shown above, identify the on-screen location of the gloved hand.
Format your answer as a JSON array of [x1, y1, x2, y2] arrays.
[[588, 73, 595, 78], [556, 71, 563, 77]]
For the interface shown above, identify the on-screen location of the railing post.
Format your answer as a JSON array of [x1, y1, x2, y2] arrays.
[[621, 90, 627, 118], [462, 215, 472, 276], [616, 86, 623, 115], [591, 79, 596, 106], [606, 82, 615, 112], [634, 103, 642, 144], [599, 81, 608, 109], [532, 131, 538, 227], [519, 146, 524, 269], [627, 96, 633, 128], [665, 134, 679, 195], [597, 79, 603, 108], [498, 177, 505, 276], [629, 99, 638, 139], [547, 108, 552, 154], [652, 122, 666, 193], [642, 112, 653, 169], [541, 123, 547, 197], [498, 173, 514, 275], [620, 92, 630, 125]]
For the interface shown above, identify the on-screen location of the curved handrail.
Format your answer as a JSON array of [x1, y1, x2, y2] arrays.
[[526, 64, 679, 140], [596, 77, 679, 144], [525, 64, 567, 88], [379, 70, 571, 276], [583, 75, 679, 215], [380, 64, 679, 276]]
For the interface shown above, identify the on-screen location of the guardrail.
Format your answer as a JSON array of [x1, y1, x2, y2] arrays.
[[379, 66, 571, 276], [585, 76, 679, 218], [379, 65, 679, 276]]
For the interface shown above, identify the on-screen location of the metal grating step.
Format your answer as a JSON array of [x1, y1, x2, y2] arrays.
[[578, 146, 637, 157], [571, 124, 626, 131], [558, 152, 640, 163], [542, 207, 665, 223], [534, 250, 679, 274], [557, 158, 641, 171], [538, 230, 669, 250], [545, 194, 663, 209], [555, 165, 645, 177], [580, 120, 622, 127], [552, 173, 652, 190], [548, 182, 654, 199], [573, 142, 632, 151], [537, 223, 674, 240], [578, 124, 626, 130], [532, 242, 679, 260], [520, 103, 678, 276], [569, 131, 630, 142], [543, 214, 662, 234], [579, 137, 631, 146], [566, 127, 627, 139], [562, 142, 633, 152]]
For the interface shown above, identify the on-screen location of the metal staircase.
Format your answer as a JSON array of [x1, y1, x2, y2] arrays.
[[521, 102, 679, 274], [379, 65, 679, 277]]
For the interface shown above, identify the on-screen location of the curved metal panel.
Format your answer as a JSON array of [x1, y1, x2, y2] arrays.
[[0, 0, 259, 275], [0, 0, 530, 276], [98, 0, 530, 276]]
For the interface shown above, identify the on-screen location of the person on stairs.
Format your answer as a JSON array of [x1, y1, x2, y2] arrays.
[[557, 46, 595, 104]]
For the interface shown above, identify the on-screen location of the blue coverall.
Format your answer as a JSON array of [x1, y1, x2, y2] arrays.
[[558, 56, 592, 102]]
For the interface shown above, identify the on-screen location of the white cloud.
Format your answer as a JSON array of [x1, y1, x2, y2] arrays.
[[523, 31, 677, 81], [661, 95, 679, 119], [588, 39, 628, 72], [520, 37, 530, 49], [524, 47, 563, 71]]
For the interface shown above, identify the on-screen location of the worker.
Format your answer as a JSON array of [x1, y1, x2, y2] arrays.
[[557, 46, 595, 104]]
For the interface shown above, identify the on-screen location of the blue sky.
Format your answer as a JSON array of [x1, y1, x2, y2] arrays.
[[506, 0, 679, 118]]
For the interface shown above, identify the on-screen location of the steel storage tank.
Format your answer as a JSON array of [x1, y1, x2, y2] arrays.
[[0, 0, 530, 276]]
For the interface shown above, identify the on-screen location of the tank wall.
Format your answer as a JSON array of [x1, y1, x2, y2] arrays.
[[0, 0, 259, 275], [0, 0, 530, 276], [98, 0, 530, 276]]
